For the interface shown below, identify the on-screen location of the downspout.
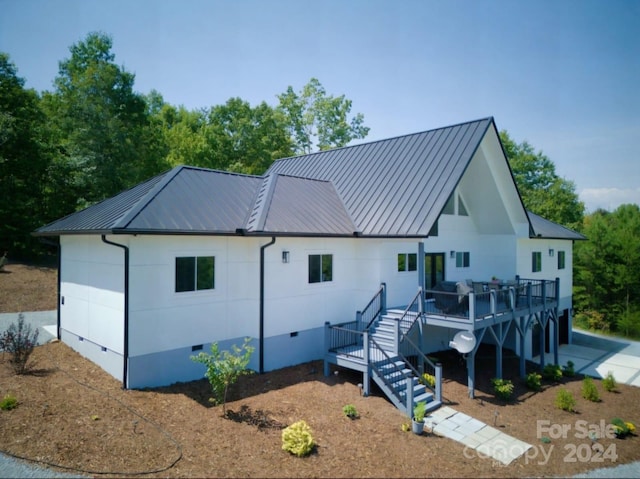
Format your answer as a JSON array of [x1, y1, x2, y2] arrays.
[[259, 236, 276, 374], [101, 235, 129, 389]]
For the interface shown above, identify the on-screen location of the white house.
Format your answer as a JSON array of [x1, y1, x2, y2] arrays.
[[35, 117, 584, 412]]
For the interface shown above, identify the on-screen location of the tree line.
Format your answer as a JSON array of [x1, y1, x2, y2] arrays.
[[1, 32, 637, 338]]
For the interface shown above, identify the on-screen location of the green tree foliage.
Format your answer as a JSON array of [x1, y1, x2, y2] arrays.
[[190, 338, 254, 416], [574, 204, 640, 336], [43, 32, 153, 208], [0, 53, 51, 257], [499, 130, 584, 230], [278, 78, 369, 154]]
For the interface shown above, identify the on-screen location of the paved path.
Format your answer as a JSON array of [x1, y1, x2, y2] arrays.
[[425, 406, 532, 465], [0, 311, 58, 345]]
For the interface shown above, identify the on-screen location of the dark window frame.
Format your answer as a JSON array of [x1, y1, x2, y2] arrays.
[[309, 254, 333, 283], [175, 256, 215, 293], [455, 251, 470, 268], [397, 253, 417, 272], [557, 250, 566, 270], [532, 251, 542, 273]]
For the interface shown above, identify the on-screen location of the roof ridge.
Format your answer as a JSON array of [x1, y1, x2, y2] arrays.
[[114, 165, 185, 230], [245, 174, 277, 232], [270, 116, 495, 166]]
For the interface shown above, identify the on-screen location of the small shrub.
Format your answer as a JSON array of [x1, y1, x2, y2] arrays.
[[525, 372, 542, 391], [0, 393, 18, 411], [581, 376, 600, 402], [602, 371, 617, 392], [610, 418, 636, 438], [540, 436, 551, 444], [282, 420, 315, 457], [401, 422, 410, 432], [563, 360, 576, 377], [0, 314, 39, 374], [342, 404, 358, 419], [542, 364, 562, 382], [420, 372, 436, 388], [413, 401, 426, 422], [555, 389, 576, 412], [491, 378, 514, 401]]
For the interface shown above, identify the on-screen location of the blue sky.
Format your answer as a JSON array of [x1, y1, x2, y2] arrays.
[[2, 0, 638, 212]]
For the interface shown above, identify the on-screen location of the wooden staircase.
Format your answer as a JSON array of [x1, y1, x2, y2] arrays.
[[368, 312, 440, 416]]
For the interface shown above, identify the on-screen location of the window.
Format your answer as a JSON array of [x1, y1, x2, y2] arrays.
[[532, 252, 542, 273], [455, 251, 470, 268], [557, 250, 566, 270], [397, 253, 417, 272], [309, 254, 332, 283], [175, 256, 215, 292]]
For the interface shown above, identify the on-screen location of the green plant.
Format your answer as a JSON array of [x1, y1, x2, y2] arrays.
[[491, 378, 514, 401], [562, 360, 576, 377], [401, 422, 410, 432], [610, 418, 636, 438], [282, 420, 315, 457], [603, 371, 617, 392], [420, 372, 436, 388], [0, 393, 18, 411], [540, 436, 551, 444], [581, 376, 600, 402], [190, 337, 254, 415], [412, 401, 426, 422], [555, 389, 576, 412], [542, 363, 562, 382], [0, 313, 39, 374], [525, 372, 542, 391], [342, 404, 358, 419]]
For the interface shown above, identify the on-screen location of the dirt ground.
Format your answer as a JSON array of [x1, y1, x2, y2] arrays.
[[0, 262, 639, 478]]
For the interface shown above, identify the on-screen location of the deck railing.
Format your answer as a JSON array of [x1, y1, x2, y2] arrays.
[[398, 287, 423, 334], [362, 283, 387, 330], [423, 277, 559, 321]]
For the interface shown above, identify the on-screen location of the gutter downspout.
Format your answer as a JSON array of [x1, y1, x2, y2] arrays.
[[101, 235, 129, 389], [259, 237, 276, 374]]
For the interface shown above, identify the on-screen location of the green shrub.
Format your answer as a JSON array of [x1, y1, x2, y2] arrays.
[[282, 420, 315, 457], [342, 404, 358, 419], [563, 360, 576, 377], [610, 418, 636, 438], [190, 337, 254, 415], [526, 372, 542, 391], [555, 389, 576, 412], [420, 372, 436, 388], [602, 371, 617, 392], [542, 364, 562, 382], [413, 401, 426, 422], [491, 378, 514, 401], [0, 314, 39, 374], [0, 393, 18, 411], [581, 376, 600, 402]]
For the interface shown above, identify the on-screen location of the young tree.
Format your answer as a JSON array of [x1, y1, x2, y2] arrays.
[[278, 78, 369, 155], [191, 338, 254, 416]]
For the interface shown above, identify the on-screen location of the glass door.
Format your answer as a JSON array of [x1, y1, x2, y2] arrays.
[[424, 252, 445, 297]]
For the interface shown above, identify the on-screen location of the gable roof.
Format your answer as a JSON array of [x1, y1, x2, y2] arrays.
[[267, 117, 494, 236], [36, 116, 548, 239], [527, 211, 586, 240]]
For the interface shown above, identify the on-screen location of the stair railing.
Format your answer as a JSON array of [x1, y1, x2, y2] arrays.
[[398, 329, 442, 404], [369, 336, 411, 413], [361, 283, 387, 331], [397, 287, 423, 335]]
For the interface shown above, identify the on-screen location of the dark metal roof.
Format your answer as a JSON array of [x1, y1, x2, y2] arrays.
[[528, 211, 586, 240], [266, 117, 493, 236]]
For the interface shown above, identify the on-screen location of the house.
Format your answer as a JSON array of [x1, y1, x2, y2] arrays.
[[35, 117, 584, 415]]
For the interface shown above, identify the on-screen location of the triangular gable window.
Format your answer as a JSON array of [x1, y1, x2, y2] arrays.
[[458, 194, 468, 216]]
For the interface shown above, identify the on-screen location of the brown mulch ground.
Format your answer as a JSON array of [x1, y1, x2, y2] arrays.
[[1, 262, 639, 477]]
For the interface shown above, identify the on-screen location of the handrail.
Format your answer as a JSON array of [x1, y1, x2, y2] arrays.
[[363, 283, 386, 330], [399, 333, 438, 391], [398, 287, 423, 336]]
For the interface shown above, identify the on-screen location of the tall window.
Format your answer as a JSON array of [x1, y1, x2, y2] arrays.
[[309, 254, 333, 283], [557, 250, 566, 270], [532, 252, 542, 273], [456, 251, 470, 268], [176, 256, 215, 292], [398, 253, 417, 272]]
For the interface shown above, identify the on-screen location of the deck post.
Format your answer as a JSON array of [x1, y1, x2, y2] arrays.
[[362, 330, 370, 396], [495, 324, 503, 379], [406, 376, 414, 414], [519, 317, 526, 377], [323, 321, 331, 376], [418, 242, 425, 311], [435, 362, 442, 403], [468, 291, 475, 320], [467, 352, 475, 398]]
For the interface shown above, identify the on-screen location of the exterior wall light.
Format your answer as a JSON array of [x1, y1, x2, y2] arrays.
[[450, 250, 455, 258], [548, 249, 554, 257], [282, 251, 290, 263]]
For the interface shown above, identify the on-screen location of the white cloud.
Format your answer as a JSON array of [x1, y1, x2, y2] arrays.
[[580, 187, 640, 213]]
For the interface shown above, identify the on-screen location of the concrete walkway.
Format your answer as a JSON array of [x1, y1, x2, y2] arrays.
[[0, 311, 57, 345], [535, 329, 640, 387], [425, 406, 532, 465]]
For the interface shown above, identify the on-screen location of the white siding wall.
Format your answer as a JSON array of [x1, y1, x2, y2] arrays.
[[60, 235, 125, 354]]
